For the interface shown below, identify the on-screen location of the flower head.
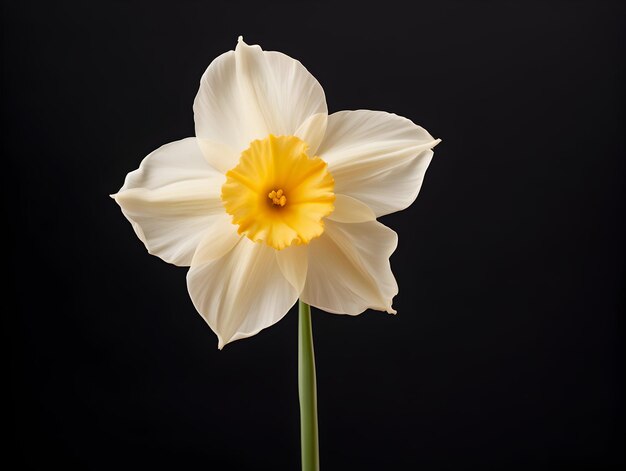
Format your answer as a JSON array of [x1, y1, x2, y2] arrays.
[[113, 37, 440, 349]]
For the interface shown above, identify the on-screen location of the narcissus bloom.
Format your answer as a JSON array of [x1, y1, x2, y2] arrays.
[[113, 38, 440, 348]]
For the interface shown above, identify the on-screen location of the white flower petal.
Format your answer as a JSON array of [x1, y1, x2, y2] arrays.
[[327, 194, 376, 223], [194, 37, 327, 156], [191, 214, 241, 265], [119, 137, 221, 191], [318, 110, 440, 217], [300, 220, 398, 315], [113, 138, 225, 266], [187, 236, 298, 349], [275, 244, 308, 295], [196, 138, 240, 174], [294, 112, 327, 156]]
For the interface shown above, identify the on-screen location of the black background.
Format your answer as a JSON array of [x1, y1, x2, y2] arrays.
[[5, 1, 625, 469]]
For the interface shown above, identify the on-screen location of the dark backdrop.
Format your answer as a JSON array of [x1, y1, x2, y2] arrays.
[[5, 1, 625, 469]]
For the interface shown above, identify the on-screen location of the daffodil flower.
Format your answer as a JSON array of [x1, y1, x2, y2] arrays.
[[114, 37, 440, 470], [113, 37, 440, 349]]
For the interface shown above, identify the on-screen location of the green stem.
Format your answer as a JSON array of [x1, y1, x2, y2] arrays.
[[298, 300, 319, 471]]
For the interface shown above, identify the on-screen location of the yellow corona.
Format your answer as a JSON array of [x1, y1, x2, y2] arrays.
[[221, 135, 335, 250]]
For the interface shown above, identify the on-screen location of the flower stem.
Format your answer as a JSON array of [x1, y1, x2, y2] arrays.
[[298, 300, 319, 471]]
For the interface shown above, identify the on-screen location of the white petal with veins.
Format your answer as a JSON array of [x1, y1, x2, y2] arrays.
[[194, 37, 327, 161], [275, 244, 309, 295], [113, 138, 224, 266], [327, 194, 376, 223], [295, 112, 328, 156], [301, 219, 399, 315], [187, 235, 298, 349], [318, 110, 439, 216]]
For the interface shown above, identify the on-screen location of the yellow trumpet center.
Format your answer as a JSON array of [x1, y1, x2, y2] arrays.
[[221, 134, 335, 250]]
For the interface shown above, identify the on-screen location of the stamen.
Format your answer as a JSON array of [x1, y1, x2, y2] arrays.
[[268, 188, 287, 207]]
